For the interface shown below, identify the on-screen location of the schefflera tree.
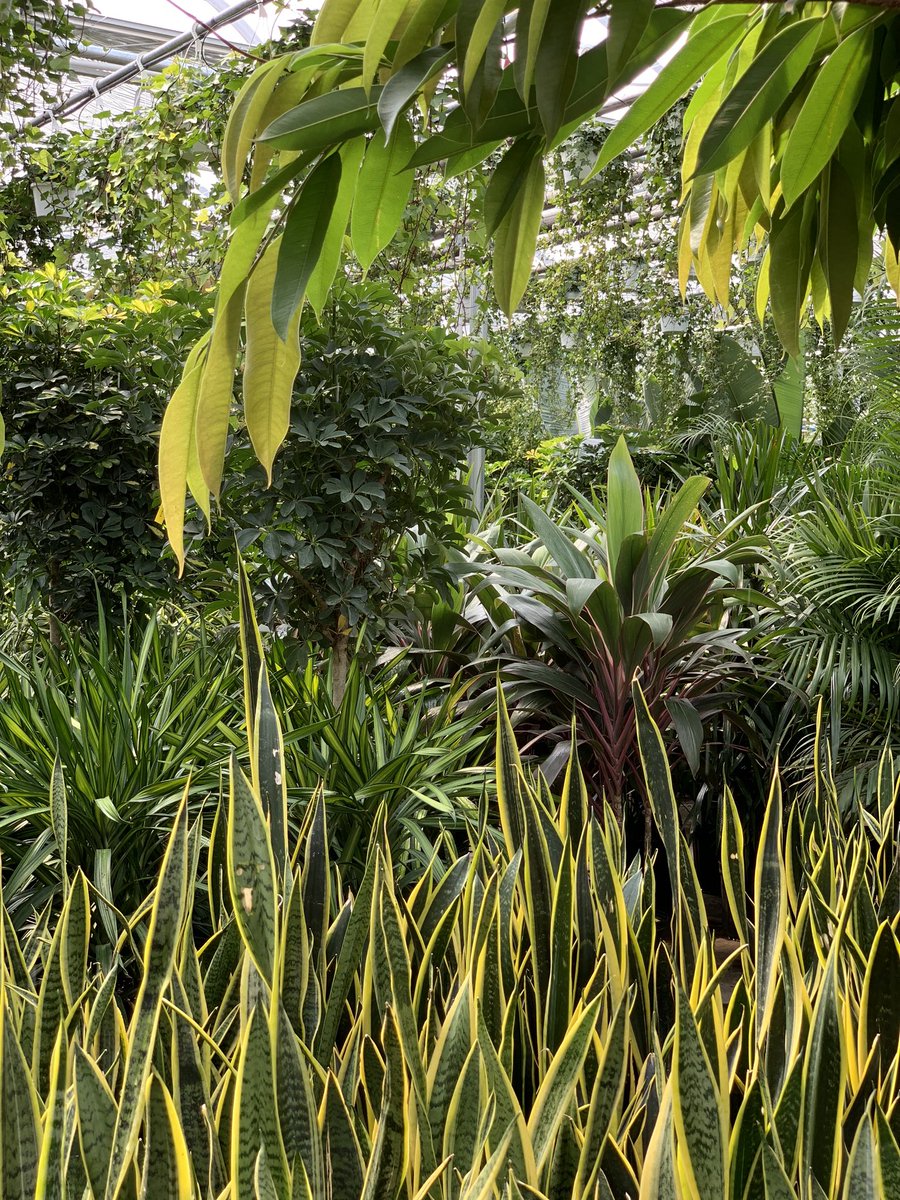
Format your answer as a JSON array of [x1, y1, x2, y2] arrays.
[[185, 283, 479, 702]]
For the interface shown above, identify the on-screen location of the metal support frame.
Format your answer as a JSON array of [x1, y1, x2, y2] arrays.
[[33, 0, 273, 128]]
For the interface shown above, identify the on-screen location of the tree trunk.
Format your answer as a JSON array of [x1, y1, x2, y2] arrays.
[[331, 614, 350, 708]]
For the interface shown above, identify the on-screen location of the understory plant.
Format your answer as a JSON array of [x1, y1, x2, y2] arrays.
[[272, 649, 492, 886], [0, 608, 239, 925], [1, 601, 898, 1199], [461, 437, 762, 845]]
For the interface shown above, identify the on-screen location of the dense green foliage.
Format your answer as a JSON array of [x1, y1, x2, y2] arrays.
[[0, 268, 209, 621], [3, 9, 900, 1198], [198, 285, 481, 651], [0, 597, 898, 1199]]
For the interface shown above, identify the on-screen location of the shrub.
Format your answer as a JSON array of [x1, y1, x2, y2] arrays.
[[0, 608, 239, 925], [193, 283, 480, 691], [0, 267, 211, 624]]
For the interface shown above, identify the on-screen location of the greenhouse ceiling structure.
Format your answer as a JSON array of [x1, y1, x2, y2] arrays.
[[42, 1, 667, 131]]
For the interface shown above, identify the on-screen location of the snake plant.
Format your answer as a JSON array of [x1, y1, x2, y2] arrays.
[[0, 590, 898, 1198]]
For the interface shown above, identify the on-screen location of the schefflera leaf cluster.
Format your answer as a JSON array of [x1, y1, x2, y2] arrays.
[[2, 588, 900, 1198]]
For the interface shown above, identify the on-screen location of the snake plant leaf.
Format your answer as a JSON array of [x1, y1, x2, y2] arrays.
[[232, 1004, 289, 1200], [496, 687, 525, 858], [545, 842, 574, 1054], [875, 1109, 900, 1196], [169, 970, 214, 1194], [760, 1143, 795, 1200], [316, 847, 376, 1065], [729, 1078, 765, 1200], [360, 1007, 407, 1200], [74, 1046, 119, 1200], [528, 994, 602, 1171], [860, 923, 900, 1073], [476, 1004, 533, 1182], [59, 871, 89, 1010], [844, 1111, 878, 1200], [104, 793, 189, 1200], [253, 662, 289, 880], [637, 1084, 677, 1200], [33, 1029, 66, 1200], [321, 1075, 365, 1200], [801, 953, 846, 1198], [575, 995, 628, 1194], [280, 876, 310, 1037], [238, 552, 265, 750], [633, 681, 681, 906], [1, 1004, 40, 1200], [228, 759, 278, 987], [442, 1043, 484, 1184], [254, 1145, 280, 1200], [754, 767, 787, 1046], [142, 1075, 195, 1200], [427, 982, 473, 1147], [720, 786, 749, 947], [672, 984, 726, 1200], [49, 755, 67, 898], [302, 789, 330, 969], [273, 1004, 324, 1199]]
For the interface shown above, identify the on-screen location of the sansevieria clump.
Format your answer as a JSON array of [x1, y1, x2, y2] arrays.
[[1, 588, 899, 1198]]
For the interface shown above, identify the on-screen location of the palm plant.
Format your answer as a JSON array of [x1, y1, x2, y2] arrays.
[[759, 453, 900, 803], [460, 437, 762, 848], [0, 608, 240, 923]]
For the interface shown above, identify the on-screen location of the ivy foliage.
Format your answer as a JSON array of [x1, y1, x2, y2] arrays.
[[0, 0, 84, 164]]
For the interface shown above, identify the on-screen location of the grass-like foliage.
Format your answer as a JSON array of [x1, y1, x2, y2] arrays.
[[1, 594, 898, 1198]]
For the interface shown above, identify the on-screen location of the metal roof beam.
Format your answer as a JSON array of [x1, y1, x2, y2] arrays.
[[33, 0, 272, 129]]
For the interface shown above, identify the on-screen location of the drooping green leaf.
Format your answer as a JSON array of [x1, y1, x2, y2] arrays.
[[781, 27, 873, 209], [492, 152, 545, 316], [350, 118, 416, 272], [697, 17, 826, 176], [272, 153, 343, 338], [259, 87, 383, 152], [591, 10, 753, 174]]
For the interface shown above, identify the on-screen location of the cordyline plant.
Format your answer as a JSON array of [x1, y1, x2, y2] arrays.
[[0, 573, 898, 1198], [459, 437, 764, 845]]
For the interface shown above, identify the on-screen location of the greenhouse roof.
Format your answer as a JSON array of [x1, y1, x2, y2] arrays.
[[49, 2, 668, 131], [44, 0, 294, 126]]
